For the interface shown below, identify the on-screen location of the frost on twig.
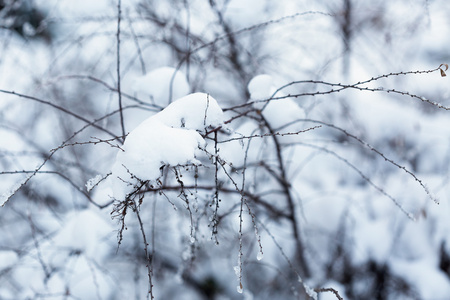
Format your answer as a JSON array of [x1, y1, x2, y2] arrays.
[[0, 178, 27, 207], [86, 174, 110, 192]]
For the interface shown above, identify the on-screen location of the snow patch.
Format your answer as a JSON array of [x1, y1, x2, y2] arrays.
[[85, 174, 104, 192], [132, 67, 190, 104], [111, 93, 224, 200], [257, 251, 264, 261], [248, 74, 305, 130]]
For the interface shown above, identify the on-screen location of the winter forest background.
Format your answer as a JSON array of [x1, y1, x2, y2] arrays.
[[1, 0, 450, 299]]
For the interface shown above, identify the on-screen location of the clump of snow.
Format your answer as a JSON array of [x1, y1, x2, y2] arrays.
[[256, 250, 264, 261], [151, 92, 223, 133], [303, 284, 318, 300], [111, 93, 224, 200], [248, 74, 305, 130], [85, 174, 104, 192], [248, 74, 274, 102], [233, 265, 240, 277], [132, 67, 190, 104], [297, 276, 318, 300], [318, 281, 348, 300]]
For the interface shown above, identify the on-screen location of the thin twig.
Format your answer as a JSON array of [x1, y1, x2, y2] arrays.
[[50, 74, 163, 109], [117, 0, 126, 143], [294, 142, 416, 220], [0, 89, 116, 138], [302, 119, 439, 205], [132, 197, 154, 299], [175, 11, 332, 72], [127, 10, 146, 75], [315, 288, 344, 300], [218, 126, 321, 143], [261, 115, 311, 277], [223, 66, 449, 113], [50, 136, 126, 152]]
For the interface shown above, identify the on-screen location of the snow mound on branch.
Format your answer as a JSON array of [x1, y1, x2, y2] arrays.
[[111, 93, 224, 200], [133, 67, 190, 104], [151, 92, 223, 133], [248, 74, 274, 101], [248, 74, 305, 130]]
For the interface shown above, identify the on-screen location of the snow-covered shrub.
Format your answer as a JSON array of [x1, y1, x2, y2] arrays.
[[1, 1, 450, 300]]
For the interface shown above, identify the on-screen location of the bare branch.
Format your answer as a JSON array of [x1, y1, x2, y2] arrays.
[[117, 0, 126, 143], [0, 89, 117, 138]]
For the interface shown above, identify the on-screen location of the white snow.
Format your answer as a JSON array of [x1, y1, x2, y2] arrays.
[[248, 74, 305, 130], [257, 251, 264, 261], [318, 281, 347, 300], [132, 67, 190, 104], [151, 92, 223, 133], [303, 284, 318, 300], [233, 265, 240, 277], [0, 177, 27, 207], [248, 74, 275, 102], [85, 174, 103, 192], [111, 92, 224, 200], [391, 258, 450, 299], [352, 218, 393, 264]]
